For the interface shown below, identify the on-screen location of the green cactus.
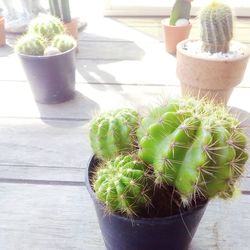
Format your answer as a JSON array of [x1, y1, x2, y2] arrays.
[[51, 34, 76, 52], [169, 0, 192, 26], [15, 34, 46, 56], [28, 14, 65, 41], [138, 98, 248, 202], [200, 1, 233, 53], [93, 155, 150, 216], [90, 109, 139, 161]]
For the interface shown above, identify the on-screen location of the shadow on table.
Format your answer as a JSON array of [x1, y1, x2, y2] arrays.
[[36, 91, 100, 128], [76, 32, 145, 91]]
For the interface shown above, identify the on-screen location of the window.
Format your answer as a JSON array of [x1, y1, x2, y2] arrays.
[[104, 0, 250, 16]]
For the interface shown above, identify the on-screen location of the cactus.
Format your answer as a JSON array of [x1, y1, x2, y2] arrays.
[[200, 1, 233, 53], [138, 98, 248, 202], [93, 155, 151, 215], [28, 14, 65, 41], [51, 34, 76, 52], [90, 109, 139, 161], [169, 0, 192, 26], [15, 34, 46, 56], [44, 46, 61, 56]]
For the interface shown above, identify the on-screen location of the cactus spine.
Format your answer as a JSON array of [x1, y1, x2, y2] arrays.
[[93, 155, 150, 215], [200, 1, 233, 53], [51, 34, 76, 52], [169, 0, 192, 26], [138, 98, 248, 202], [90, 109, 139, 160], [15, 34, 46, 56], [29, 14, 65, 41]]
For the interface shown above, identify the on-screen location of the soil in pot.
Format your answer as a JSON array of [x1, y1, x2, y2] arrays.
[[162, 19, 192, 54], [177, 40, 250, 104], [86, 156, 208, 250]]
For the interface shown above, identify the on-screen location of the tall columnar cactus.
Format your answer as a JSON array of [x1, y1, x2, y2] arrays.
[[93, 155, 151, 215], [169, 0, 192, 26], [138, 98, 248, 202], [51, 34, 76, 52], [28, 14, 65, 41], [90, 109, 139, 160], [15, 34, 46, 56], [200, 1, 233, 53]]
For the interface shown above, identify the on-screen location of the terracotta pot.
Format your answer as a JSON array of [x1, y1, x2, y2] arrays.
[[162, 19, 192, 54], [64, 18, 78, 41], [176, 39, 250, 104], [0, 16, 6, 47]]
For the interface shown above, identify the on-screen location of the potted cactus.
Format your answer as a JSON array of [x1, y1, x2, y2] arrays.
[[162, 0, 193, 54], [49, 0, 78, 42], [86, 97, 248, 250], [176, 0, 250, 104], [15, 14, 77, 104]]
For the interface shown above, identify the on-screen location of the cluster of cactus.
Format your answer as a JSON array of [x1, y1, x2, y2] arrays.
[[169, 0, 192, 26], [15, 14, 76, 56], [90, 109, 139, 160], [29, 14, 65, 40], [90, 98, 248, 216], [200, 1, 233, 53], [14, 34, 46, 56], [93, 155, 151, 216], [51, 34, 76, 52]]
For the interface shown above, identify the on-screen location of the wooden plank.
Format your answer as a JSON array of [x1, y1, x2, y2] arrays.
[[0, 118, 91, 169], [0, 83, 181, 119], [0, 54, 250, 87], [0, 183, 249, 250], [0, 183, 104, 250], [0, 164, 84, 183], [0, 83, 250, 119]]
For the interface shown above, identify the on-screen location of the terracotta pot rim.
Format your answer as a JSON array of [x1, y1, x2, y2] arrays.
[[161, 18, 191, 28], [177, 39, 250, 61]]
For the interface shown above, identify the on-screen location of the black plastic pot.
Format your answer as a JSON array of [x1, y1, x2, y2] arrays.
[[18, 46, 76, 104], [86, 155, 208, 250]]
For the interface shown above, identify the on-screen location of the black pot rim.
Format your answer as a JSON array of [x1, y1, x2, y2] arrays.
[[86, 154, 209, 224], [16, 44, 77, 59]]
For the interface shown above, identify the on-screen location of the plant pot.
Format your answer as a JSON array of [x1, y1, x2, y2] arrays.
[[162, 19, 192, 54], [86, 155, 208, 250], [64, 18, 78, 41], [18, 46, 76, 104], [0, 16, 6, 47], [176, 39, 250, 104]]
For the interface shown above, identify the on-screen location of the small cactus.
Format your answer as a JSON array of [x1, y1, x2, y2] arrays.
[[90, 109, 139, 160], [138, 98, 248, 202], [169, 0, 192, 26], [44, 46, 61, 56], [93, 155, 151, 216], [15, 34, 46, 56], [51, 34, 76, 52], [200, 1, 233, 53], [28, 14, 65, 41]]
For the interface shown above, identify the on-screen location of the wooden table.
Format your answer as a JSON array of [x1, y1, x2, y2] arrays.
[[0, 16, 250, 250]]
